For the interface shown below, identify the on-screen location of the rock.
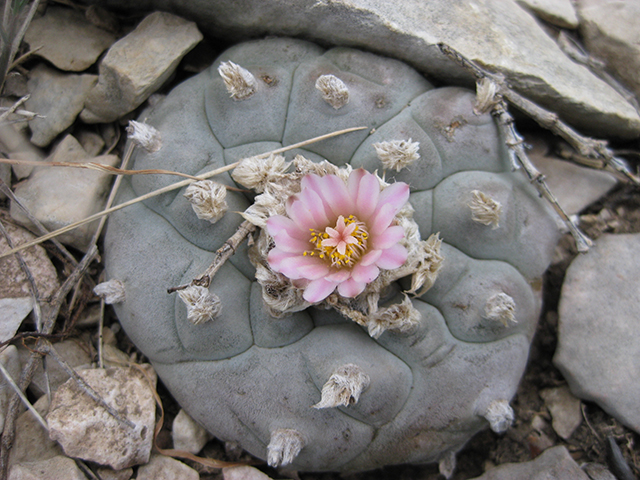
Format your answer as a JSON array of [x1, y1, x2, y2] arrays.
[[0, 220, 60, 341], [576, 0, 640, 102], [76, 130, 105, 157], [81, 11, 202, 123], [540, 385, 582, 440], [0, 124, 44, 180], [527, 137, 617, 215], [25, 64, 97, 147], [9, 396, 63, 468], [0, 161, 9, 199], [136, 455, 199, 480], [10, 134, 120, 251], [469, 445, 589, 480], [8, 455, 85, 480], [96, 467, 134, 480], [24, 6, 116, 72], [582, 463, 617, 480], [90, 0, 640, 138], [18, 337, 94, 397], [172, 408, 211, 453], [0, 346, 22, 433], [46, 367, 156, 470], [516, 0, 579, 28], [555, 233, 640, 434], [223, 465, 275, 480]]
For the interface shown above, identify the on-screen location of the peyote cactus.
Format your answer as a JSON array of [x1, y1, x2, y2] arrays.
[[104, 37, 560, 472]]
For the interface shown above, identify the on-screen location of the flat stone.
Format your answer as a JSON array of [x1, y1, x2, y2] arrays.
[[0, 346, 22, 433], [469, 445, 589, 480], [0, 299, 32, 343], [92, 0, 640, 138], [25, 6, 116, 72], [9, 396, 63, 468], [172, 408, 211, 454], [81, 11, 202, 123], [0, 124, 45, 180], [25, 64, 97, 147], [136, 455, 199, 480], [555, 233, 640, 434], [18, 338, 94, 397], [223, 466, 275, 480], [576, 0, 640, 101], [516, 0, 579, 28], [96, 467, 134, 480], [527, 136, 617, 215], [8, 455, 85, 480], [46, 367, 156, 470], [10, 134, 120, 251], [540, 385, 582, 440]]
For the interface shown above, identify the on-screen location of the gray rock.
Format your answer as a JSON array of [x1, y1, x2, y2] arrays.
[[46, 367, 156, 470], [516, 0, 579, 28], [0, 299, 32, 343], [136, 455, 199, 480], [540, 385, 582, 440], [25, 64, 97, 147], [172, 408, 211, 454], [576, 0, 640, 102], [0, 124, 44, 180], [8, 396, 63, 468], [469, 446, 589, 480], [8, 456, 85, 480], [0, 346, 22, 433], [555, 233, 640, 434], [527, 137, 617, 215], [18, 337, 94, 397], [96, 467, 134, 480], [81, 11, 202, 123], [223, 466, 274, 480], [25, 6, 116, 72], [0, 161, 9, 200], [88, 0, 640, 138], [10, 134, 120, 251]]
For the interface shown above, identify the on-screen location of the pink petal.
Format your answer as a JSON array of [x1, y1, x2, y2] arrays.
[[266, 215, 307, 241], [360, 249, 382, 266], [271, 229, 312, 253], [370, 203, 397, 232], [325, 269, 351, 283], [337, 278, 366, 298], [372, 225, 405, 249], [278, 255, 328, 280], [348, 169, 379, 220], [296, 262, 332, 280], [303, 278, 338, 302], [267, 248, 297, 273], [285, 196, 317, 231], [317, 175, 353, 217], [375, 244, 408, 270], [297, 187, 331, 227], [351, 263, 379, 283]]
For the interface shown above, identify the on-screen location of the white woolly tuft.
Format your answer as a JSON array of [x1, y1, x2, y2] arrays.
[[313, 364, 370, 409], [469, 190, 502, 229], [178, 285, 222, 325], [183, 180, 228, 223], [218, 61, 257, 100], [232, 154, 290, 193], [484, 292, 517, 326], [483, 399, 515, 433], [267, 428, 304, 467], [126, 120, 162, 153], [315, 74, 349, 109], [373, 139, 421, 172], [93, 279, 126, 304]]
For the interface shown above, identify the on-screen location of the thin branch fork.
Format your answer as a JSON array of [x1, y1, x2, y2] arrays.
[[168, 220, 256, 293]]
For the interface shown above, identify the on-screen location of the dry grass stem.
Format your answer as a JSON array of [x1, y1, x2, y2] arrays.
[[438, 43, 594, 252], [0, 356, 47, 430], [0, 126, 367, 260]]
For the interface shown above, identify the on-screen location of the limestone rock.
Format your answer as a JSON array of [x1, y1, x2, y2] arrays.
[[540, 385, 582, 440], [81, 11, 202, 123], [90, 0, 640, 138], [25, 64, 97, 147], [527, 136, 617, 215], [516, 0, 579, 28], [555, 233, 640, 434], [8, 455, 85, 480], [25, 6, 116, 72], [0, 124, 45, 180], [46, 367, 156, 470], [136, 455, 199, 480], [10, 134, 120, 251], [172, 408, 211, 453], [18, 338, 94, 397], [576, 0, 640, 102], [223, 466, 275, 480], [0, 346, 21, 433], [469, 445, 589, 479], [9, 396, 63, 468], [96, 467, 134, 480]]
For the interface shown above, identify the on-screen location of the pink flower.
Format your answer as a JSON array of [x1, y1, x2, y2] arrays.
[[266, 169, 410, 303]]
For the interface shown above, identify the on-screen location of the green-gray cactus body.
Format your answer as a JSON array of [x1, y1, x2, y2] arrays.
[[104, 38, 560, 471]]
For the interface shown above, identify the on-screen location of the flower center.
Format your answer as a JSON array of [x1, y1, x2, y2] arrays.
[[305, 215, 368, 267]]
